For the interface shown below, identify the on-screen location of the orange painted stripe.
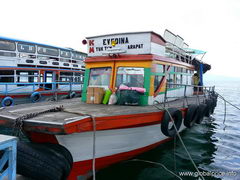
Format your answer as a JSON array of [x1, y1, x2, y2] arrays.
[[85, 54, 194, 69]]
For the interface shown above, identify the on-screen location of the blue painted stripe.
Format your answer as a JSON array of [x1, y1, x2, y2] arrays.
[[0, 36, 75, 51], [0, 66, 85, 72]]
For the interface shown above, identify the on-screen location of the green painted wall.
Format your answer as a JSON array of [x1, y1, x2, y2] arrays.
[[140, 68, 151, 105], [81, 69, 90, 102]]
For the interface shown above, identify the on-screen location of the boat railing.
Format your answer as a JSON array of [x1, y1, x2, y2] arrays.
[[0, 81, 82, 96], [163, 83, 215, 108]]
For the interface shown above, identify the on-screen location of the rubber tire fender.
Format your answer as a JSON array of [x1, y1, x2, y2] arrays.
[[161, 108, 183, 137], [35, 143, 73, 180], [210, 96, 218, 114], [1, 96, 14, 107], [68, 91, 76, 99], [17, 142, 69, 180], [184, 104, 199, 128], [205, 99, 214, 117], [30, 92, 41, 103], [196, 104, 207, 124]]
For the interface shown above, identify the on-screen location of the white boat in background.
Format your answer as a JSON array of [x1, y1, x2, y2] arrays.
[[0, 37, 86, 107]]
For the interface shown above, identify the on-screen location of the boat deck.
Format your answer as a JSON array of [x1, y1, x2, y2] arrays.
[[0, 95, 206, 134]]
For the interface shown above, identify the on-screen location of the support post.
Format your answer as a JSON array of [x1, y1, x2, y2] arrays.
[[0, 135, 17, 180]]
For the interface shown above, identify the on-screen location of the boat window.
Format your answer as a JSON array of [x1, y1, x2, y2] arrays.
[[176, 67, 182, 72], [17, 72, 28, 83], [89, 67, 111, 87], [0, 51, 16, 57], [154, 75, 164, 92], [74, 72, 84, 83], [46, 72, 53, 83], [17, 43, 36, 53], [16, 71, 38, 83], [116, 67, 144, 88], [167, 74, 174, 88], [39, 61, 47, 64], [176, 74, 182, 86], [155, 64, 164, 73], [37, 46, 59, 56], [0, 70, 14, 83], [60, 72, 73, 82], [170, 66, 175, 73], [26, 60, 34, 63], [153, 64, 165, 92], [182, 75, 187, 85], [60, 50, 71, 58], [19, 53, 36, 59], [72, 52, 84, 60], [0, 40, 16, 51], [52, 62, 59, 65]]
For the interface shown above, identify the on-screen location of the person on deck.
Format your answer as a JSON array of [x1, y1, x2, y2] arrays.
[[192, 73, 199, 92]]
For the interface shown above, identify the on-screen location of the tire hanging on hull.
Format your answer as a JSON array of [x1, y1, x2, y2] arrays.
[[184, 104, 199, 128], [1, 96, 14, 107], [17, 142, 73, 180], [161, 108, 182, 137], [196, 103, 207, 124]]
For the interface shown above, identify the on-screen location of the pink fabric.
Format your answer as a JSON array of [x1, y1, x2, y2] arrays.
[[119, 84, 146, 93]]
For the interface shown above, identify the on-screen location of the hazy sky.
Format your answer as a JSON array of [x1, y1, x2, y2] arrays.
[[1, 0, 240, 77]]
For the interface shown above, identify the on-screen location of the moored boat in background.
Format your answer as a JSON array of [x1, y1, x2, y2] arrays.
[[0, 36, 86, 107]]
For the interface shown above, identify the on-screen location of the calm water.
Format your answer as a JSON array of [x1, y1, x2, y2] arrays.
[[97, 79, 240, 180]]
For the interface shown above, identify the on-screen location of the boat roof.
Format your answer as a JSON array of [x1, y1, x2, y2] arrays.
[[86, 31, 166, 43], [0, 36, 85, 53]]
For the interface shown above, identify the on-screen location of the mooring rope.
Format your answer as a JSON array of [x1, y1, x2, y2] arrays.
[[130, 159, 183, 180], [214, 92, 240, 125], [153, 103, 205, 180], [216, 92, 240, 111]]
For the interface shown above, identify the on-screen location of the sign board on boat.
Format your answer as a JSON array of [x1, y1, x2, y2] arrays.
[[86, 32, 166, 57]]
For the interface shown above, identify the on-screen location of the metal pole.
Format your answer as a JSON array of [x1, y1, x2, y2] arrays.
[[164, 83, 168, 108]]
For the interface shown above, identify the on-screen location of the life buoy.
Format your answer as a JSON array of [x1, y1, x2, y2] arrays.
[[1, 96, 14, 107], [30, 92, 41, 103], [161, 108, 182, 137], [184, 104, 198, 128], [196, 104, 207, 124], [67, 91, 76, 99]]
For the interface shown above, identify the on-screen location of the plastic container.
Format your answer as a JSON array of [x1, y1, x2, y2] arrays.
[[102, 89, 112, 104]]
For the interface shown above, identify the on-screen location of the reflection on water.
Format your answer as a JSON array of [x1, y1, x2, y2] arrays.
[[97, 79, 240, 180]]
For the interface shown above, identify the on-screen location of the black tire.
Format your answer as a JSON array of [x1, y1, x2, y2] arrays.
[[35, 143, 73, 180], [210, 96, 218, 114], [161, 108, 182, 137], [42, 143, 73, 168], [67, 91, 76, 99], [30, 92, 41, 103], [184, 104, 199, 128], [17, 142, 72, 180], [196, 104, 207, 124], [205, 99, 213, 117]]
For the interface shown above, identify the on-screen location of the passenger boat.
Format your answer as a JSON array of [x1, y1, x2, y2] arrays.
[[0, 37, 86, 107], [0, 30, 217, 180]]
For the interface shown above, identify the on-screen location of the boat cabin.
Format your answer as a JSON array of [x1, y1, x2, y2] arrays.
[[81, 31, 198, 106]]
